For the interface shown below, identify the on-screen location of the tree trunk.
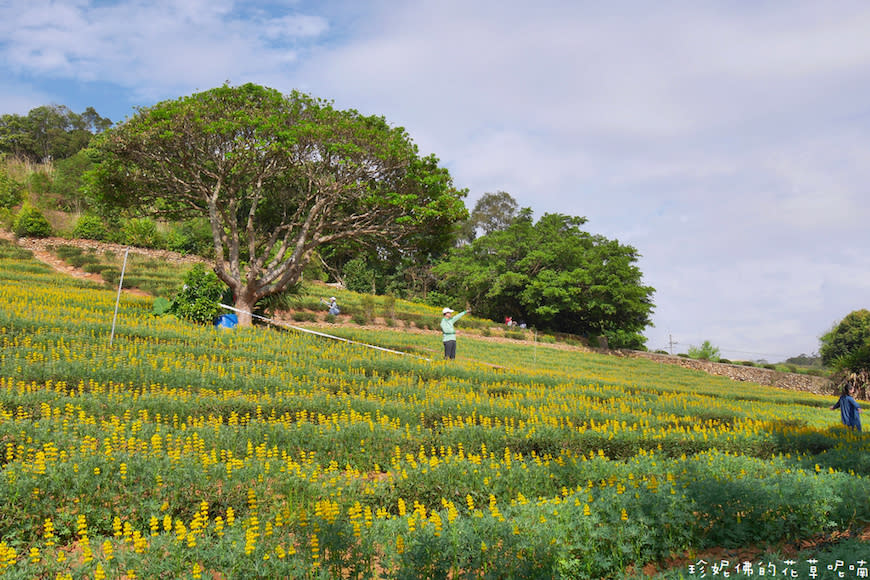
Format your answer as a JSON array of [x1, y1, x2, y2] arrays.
[[234, 294, 257, 327]]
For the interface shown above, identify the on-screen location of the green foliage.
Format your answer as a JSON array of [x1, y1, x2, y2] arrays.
[[0, 163, 23, 209], [26, 170, 51, 195], [820, 309, 870, 371], [169, 263, 226, 324], [13, 204, 53, 238], [0, 104, 111, 162], [343, 257, 375, 294], [165, 218, 212, 256], [50, 149, 94, 212], [121, 217, 162, 248], [152, 296, 172, 316], [434, 210, 654, 348], [460, 190, 519, 242], [73, 214, 109, 241], [687, 340, 721, 362]]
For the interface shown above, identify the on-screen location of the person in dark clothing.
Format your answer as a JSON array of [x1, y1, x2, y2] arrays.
[[831, 383, 862, 431]]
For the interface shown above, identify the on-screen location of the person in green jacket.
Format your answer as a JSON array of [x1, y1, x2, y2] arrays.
[[441, 307, 469, 359]]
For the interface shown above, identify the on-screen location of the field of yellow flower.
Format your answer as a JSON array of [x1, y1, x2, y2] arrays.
[[0, 239, 867, 579]]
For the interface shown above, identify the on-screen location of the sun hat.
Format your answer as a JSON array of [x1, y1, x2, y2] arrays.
[[442, 307, 454, 314]]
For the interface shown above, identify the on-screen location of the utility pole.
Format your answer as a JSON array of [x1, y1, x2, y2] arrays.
[[668, 333, 679, 355]]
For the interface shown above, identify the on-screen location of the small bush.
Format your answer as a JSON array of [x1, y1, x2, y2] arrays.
[[324, 313, 336, 324], [83, 263, 110, 274], [719, 358, 732, 364], [27, 171, 51, 195], [291, 311, 317, 322], [0, 166, 23, 209], [361, 295, 376, 320], [343, 257, 375, 294], [166, 218, 213, 256], [741, 361, 756, 367], [169, 263, 226, 324], [13, 205, 53, 238], [382, 295, 397, 319], [122, 217, 162, 248], [73, 214, 110, 241], [352, 313, 368, 325]]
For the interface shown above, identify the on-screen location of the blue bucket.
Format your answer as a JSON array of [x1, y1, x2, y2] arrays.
[[215, 313, 238, 329]]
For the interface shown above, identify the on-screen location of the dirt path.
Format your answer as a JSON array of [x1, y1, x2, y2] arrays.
[[0, 229, 203, 298]]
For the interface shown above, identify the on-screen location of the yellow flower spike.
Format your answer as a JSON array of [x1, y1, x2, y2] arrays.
[[43, 517, 56, 546], [621, 508, 628, 521], [94, 563, 106, 580], [102, 540, 114, 560]]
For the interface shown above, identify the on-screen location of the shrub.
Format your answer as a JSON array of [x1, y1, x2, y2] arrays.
[[361, 295, 376, 320], [169, 263, 226, 324], [291, 311, 316, 322], [122, 217, 162, 248], [73, 214, 109, 241], [352, 313, 368, 325], [688, 340, 721, 362], [13, 205, 53, 238], [381, 294, 397, 319], [165, 218, 213, 256], [0, 166, 23, 209], [26, 171, 51, 195], [343, 257, 374, 294], [324, 313, 336, 324]]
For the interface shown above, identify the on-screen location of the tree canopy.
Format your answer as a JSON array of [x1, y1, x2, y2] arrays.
[[820, 309, 870, 371], [459, 191, 519, 243], [433, 210, 655, 348], [86, 83, 467, 325], [0, 105, 111, 162]]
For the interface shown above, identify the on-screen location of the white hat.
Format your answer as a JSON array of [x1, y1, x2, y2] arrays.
[[330, 297, 336, 301], [442, 307, 454, 314]]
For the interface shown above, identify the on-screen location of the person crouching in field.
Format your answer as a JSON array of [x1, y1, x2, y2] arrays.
[[831, 382, 862, 431], [441, 307, 469, 360]]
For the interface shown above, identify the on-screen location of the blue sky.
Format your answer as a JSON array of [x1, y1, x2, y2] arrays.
[[3, 0, 870, 361]]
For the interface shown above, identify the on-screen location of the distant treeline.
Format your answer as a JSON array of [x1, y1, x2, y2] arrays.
[[0, 104, 111, 162]]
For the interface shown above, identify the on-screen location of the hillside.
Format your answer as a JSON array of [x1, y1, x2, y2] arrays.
[[1, 229, 834, 389], [0, 235, 867, 578]]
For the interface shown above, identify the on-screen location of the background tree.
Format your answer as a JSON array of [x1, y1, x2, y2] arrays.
[[459, 191, 519, 243], [688, 340, 721, 362], [820, 309, 870, 367], [0, 105, 111, 162], [86, 83, 467, 325], [433, 210, 655, 348], [820, 310, 870, 395]]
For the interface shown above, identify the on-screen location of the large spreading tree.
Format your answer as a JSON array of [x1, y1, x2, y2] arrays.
[[433, 210, 655, 348], [86, 83, 467, 325]]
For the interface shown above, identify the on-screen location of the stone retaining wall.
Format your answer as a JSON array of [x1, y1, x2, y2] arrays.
[[623, 350, 834, 396]]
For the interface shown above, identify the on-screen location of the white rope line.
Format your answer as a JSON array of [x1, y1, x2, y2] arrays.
[[218, 303, 431, 361]]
